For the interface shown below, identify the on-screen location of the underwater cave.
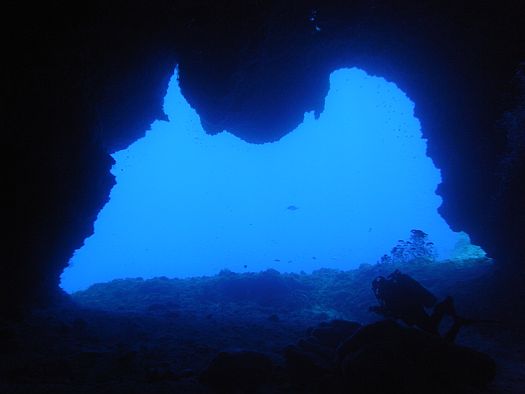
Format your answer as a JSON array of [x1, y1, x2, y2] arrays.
[[9, 1, 525, 393], [60, 67, 479, 293]]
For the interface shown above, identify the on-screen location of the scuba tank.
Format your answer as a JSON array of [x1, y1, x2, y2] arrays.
[[372, 270, 437, 310]]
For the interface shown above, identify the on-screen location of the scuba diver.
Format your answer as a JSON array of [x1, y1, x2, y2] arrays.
[[369, 270, 473, 342]]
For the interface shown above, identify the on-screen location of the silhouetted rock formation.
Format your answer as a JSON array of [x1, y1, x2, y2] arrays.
[[338, 320, 496, 393], [200, 350, 275, 392], [285, 319, 496, 393]]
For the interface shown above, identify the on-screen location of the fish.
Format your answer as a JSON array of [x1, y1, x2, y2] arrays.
[[287, 205, 299, 211]]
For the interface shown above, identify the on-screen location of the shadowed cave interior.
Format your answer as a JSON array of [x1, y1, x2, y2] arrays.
[[9, 1, 525, 393]]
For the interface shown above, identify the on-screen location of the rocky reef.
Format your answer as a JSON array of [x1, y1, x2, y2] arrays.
[[2, 259, 524, 392]]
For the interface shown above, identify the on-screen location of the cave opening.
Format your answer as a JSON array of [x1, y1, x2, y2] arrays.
[[60, 67, 484, 293]]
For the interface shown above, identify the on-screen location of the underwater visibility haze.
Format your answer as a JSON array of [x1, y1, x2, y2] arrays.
[[61, 67, 466, 293]]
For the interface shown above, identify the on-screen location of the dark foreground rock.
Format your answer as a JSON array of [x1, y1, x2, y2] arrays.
[[284, 319, 362, 387], [2, 261, 523, 393], [200, 350, 275, 392], [285, 319, 496, 393], [338, 320, 496, 393]]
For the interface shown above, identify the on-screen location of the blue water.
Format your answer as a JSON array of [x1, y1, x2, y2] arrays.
[[60, 67, 464, 293]]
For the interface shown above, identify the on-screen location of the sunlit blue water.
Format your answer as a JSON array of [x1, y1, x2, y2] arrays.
[[61, 67, 463, 293]]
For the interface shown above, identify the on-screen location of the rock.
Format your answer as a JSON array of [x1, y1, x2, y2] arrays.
[[285, 319, 496, 392], [284, 320, 362, 387], [284, 344, 331, 379], [337, 320, 496, 392], [146, 365, 194, 382], [200, 350, 274, 391], [309, 319, 362, 349]]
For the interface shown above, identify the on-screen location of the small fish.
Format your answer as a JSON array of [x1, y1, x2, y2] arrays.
[[273, 259, 281, 262], [243, 264, 248, 268], [287, 205, 299, 211]]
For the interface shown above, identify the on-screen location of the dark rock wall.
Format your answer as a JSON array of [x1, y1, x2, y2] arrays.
[[10, 1, 524, 313]]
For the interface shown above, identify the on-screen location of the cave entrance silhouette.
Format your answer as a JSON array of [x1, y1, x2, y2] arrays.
[[60, 67, 479, 293]]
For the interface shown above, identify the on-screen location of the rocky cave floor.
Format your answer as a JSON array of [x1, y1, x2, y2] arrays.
[[1, 259, 524, 393]]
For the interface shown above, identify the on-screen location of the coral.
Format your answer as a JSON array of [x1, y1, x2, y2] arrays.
[[381, 229, 437, 264], [450, 232, 487, 260]]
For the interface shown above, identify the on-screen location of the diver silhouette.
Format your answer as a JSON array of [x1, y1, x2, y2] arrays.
[[370, 270, 472, 342]]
